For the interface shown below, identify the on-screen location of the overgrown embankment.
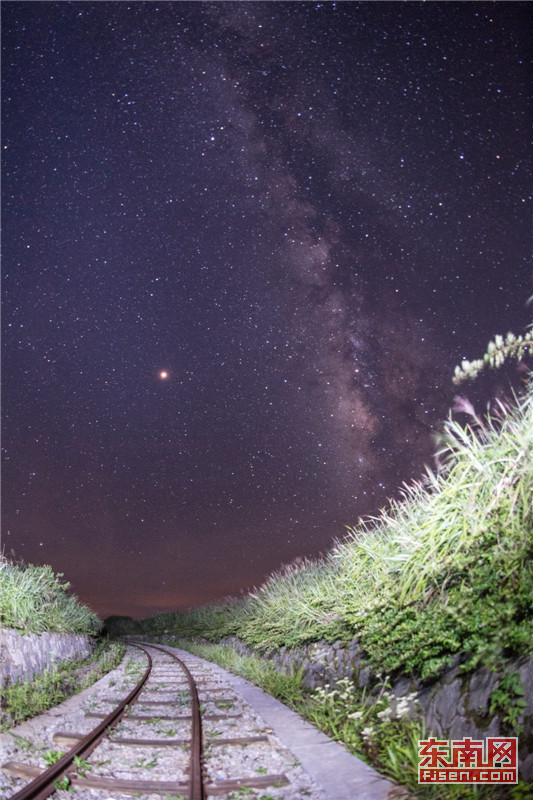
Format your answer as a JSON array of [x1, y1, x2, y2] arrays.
[[109, 362, 533, 682], [0, 556, 101, 635], [0, 556, 112, 730]]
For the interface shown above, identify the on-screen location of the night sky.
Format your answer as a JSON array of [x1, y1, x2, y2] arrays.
[[2, 2, 531, 619]]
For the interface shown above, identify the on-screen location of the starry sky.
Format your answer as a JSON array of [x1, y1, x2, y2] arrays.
[[2, 1, 531, 620]]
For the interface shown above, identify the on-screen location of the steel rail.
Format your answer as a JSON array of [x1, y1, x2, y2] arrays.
[[8, 644, 152, 800], [134, 642, 205, 800], [4, 643, 292, 800]]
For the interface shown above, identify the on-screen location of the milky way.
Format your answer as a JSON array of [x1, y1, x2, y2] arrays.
[[2, 2, 531, 617]]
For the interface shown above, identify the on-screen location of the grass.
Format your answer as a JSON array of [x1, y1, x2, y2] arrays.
[[172, 639, 531, 800], [108, 363, 533, 680], [0, 556, 101, 634], [0, 640, 124, 730]]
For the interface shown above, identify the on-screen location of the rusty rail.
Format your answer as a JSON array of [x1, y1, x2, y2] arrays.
[[8, 644, 152, 800], [4, 643, 288, 800], [137, 642, 205, 800]]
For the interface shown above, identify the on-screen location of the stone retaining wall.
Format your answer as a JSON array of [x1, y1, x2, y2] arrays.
[[0, 628, 95, 686], [222, 636, 533, 779]]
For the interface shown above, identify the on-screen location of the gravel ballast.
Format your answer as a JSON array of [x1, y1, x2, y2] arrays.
[[0, 644, 401, 800]]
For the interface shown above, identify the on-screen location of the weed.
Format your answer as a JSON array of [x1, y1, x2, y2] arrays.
[[72, 755, 91, 777], [53, 776, 71, 791], [43, 749, 64, 765], [510, 783, 533, 799], [125, 659, 144, 676], [255, 766, 267, 774], [134, 756, 159, 769], [215, 700, 234, 710], [9, 734, 35, 751]]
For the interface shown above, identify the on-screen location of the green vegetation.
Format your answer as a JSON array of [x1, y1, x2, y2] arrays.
[[489, 671, 527, 733], [110, 328, 533, 681], [176, 640, 531, 800], [53, 777, 71, 791], [72, 756, 92, 777], [0, 640, 124, 730], [43, 749, 64, 765], [0, 556, 101, 634]]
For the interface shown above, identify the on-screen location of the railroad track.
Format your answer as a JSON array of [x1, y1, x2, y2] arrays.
[[1, 643, 300, 800]]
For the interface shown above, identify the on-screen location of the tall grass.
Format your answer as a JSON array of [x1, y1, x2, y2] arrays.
[[0, 556, 101, 634], [328, 384, 533, 676], [111, 334, 533, 680]]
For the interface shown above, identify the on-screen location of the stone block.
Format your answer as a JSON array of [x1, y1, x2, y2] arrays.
[[0, 628, 94, 686], [465, 666, 496, 713]]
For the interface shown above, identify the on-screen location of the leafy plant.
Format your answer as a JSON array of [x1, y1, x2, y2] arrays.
[[215, 700, 234, 710], [72, 755, 92, 777], [9, 734, 35, 751], [124, 658, 145, 676], [43, 749, 64, 765], [489, 671, 527, 732], [176, 689, 190, 705], [53, 776, 71, 791]]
